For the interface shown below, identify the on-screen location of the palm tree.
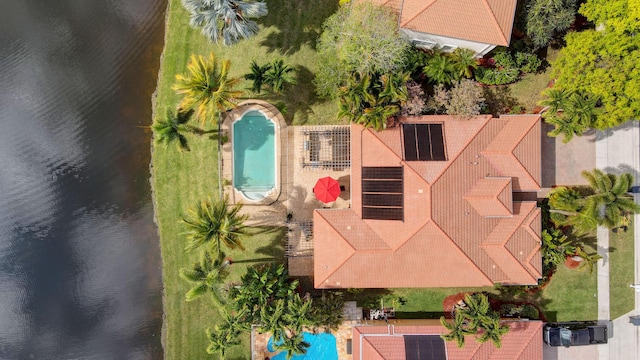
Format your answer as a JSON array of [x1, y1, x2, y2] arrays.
[[574, 247, 603, 274], [244, 60, 271, 94], [476, 317, 510, 348], [283, 294, 313, 334], [540, 88, 572, 114], [179, 250, 230, 305], [581, 169, 640, 229], [264, 60, 295, 94], [172, 52, 242, 125], [357, 103, 399, 131], [181, 0, 268, 46], [563, 92, 600, 130], [545, 112, 590, 143], [337, 73, 375, 120], [206, 308, 248, 359], [181, 196, 248, 255], [459, 293, 491, 330], [260, 299, 287, 342], [152, 109, 197, 152], [423, 53, 458, 85], [541, 228, 576, 267], [548, 186, 599, 233], [451, 48, 478, 79], [440, 312, 475, 348], [274, 333, 310, 360]]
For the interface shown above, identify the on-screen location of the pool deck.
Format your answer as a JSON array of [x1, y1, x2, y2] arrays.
[[222, 123, 351, 227]]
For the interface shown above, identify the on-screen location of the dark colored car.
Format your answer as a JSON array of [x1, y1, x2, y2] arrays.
[[543, 322, 608, 347]]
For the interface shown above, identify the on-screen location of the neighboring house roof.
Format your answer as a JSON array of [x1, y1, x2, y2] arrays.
[[314, 115, 542, 289], [367, 0, 517, 46], [352, 321, 544, 360]]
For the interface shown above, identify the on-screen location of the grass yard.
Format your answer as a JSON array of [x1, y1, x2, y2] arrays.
[[610, 222, 635, 319], [152, 0, 342, 358], [507, 48, 560, 112], [540, 232, 598, 322]]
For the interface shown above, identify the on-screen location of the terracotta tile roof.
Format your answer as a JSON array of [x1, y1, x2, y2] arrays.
[[464, 177, 513, 217], [352, 321, 544, 360], [314, 115, 542, 289], [364, 0, 517, 46]]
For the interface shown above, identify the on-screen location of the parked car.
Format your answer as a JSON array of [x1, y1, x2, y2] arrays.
[[543, 321, 608, 347]]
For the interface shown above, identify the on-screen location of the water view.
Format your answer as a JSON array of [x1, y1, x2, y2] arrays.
[[0, 1, 166, 358]]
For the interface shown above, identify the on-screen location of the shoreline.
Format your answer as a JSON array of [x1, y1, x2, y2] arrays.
[[148, 0, 172, 356]]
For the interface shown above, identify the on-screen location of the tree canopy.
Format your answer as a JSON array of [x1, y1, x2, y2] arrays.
[[525, 0, 577, 48], [551, 0, 640, 129], [315, 2, 409, 98]]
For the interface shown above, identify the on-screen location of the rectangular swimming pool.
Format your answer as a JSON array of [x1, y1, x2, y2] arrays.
[[232, 110, 276, 201]]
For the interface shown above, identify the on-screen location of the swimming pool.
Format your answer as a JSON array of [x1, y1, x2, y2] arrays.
[[232, 109, 277, 202], [267, 332, 338, 360]]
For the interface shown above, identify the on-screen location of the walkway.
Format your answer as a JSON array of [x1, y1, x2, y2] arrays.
[[595, 121, 640, 360]]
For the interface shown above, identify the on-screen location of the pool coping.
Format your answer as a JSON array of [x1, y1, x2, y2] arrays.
[[222, 100, 286, 206]]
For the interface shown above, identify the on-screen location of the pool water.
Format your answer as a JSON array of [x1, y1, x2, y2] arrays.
[[233, 110, 276, 200], [267, 332, 338, 360]]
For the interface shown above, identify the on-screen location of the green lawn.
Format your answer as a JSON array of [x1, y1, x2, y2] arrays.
[[541, 232, 598, 322], [507, 48, 560, 112], [152, 0, 342, 358], [610, 222, 635, 319]]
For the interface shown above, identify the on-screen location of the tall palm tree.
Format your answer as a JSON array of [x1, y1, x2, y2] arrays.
[[451, 48, 478, 79], [357, 103, 399, 131], [244, 60, 271, 94], [274, 333, 310, 360], [337, 73, 375, 120], [545, 112, 590, 143], [181, 0, 268, 46], [581, 169, 640, 229], [264, 59, 296, 94], [179, 250, 230, 305], [540, 88, 572, 114], [181, 196, 248, 255], [423, 53, 458, 85], [173, 52, 243, 125], [440, 312, 475, 348], [563, 92, 601, 130], [459, 293, 492, 330], [152, 109, 198, 152], [476, 317, 510, 348], [548, 186, 599, 233]]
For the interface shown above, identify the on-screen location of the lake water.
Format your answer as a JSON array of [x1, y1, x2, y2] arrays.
[[0, 1, 166, 359]]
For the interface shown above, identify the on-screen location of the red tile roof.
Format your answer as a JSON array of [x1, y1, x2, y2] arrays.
[[352, 321, 543, 360], [314, 115, 542, 289], [366, 0, 517, 46]]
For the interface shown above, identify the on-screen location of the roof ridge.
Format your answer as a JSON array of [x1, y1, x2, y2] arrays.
[[480, 0, 508, 45], [497, 178, 513, 214], [512, 321, 540, 359], [512, 118, 542, 188], [363, 336, 387, 360], [431, 115, 493, 184], [522, 207, 543, 277], [400, 0, 438, 27], [365, 127, 403, 163], [431, 221, 494, 284], [315, 211, 357, 285]]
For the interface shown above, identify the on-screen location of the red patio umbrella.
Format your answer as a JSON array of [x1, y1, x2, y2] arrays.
[[313, 176, 341, 203]]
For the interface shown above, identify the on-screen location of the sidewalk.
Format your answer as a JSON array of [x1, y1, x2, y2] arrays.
[[595, 121, 640, 360]]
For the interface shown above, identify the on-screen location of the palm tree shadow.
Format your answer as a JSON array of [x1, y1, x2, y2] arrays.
[[257, 0, 339, 55], [281, 65, 318, 125]]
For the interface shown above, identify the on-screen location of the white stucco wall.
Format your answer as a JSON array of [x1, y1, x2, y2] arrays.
[[400, 28, 496, 57]]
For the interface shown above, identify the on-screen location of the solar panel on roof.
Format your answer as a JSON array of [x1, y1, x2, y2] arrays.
[[404, 335, 447, 360], [402, 123, 447, 161], [361, 166, 403, 221]]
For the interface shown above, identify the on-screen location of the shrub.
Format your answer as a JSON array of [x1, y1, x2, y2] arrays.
[[492, 51, 516, 70], [515, 52, 542, 74], [475, 67, 519, 85], [430, 79, 485, 118], [400, 80, 426, 116]]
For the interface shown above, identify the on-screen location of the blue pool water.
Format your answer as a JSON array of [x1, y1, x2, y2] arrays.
[[267, 332, 338, 360], [233, 110, 276, 200]]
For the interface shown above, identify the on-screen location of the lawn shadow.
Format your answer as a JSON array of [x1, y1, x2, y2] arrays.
[[282, 65, 319, 125], [394, 311, 446, 320], [258, 0, 339, 55], [482, 86, 521, 116], [248, 226, 286, 261]]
